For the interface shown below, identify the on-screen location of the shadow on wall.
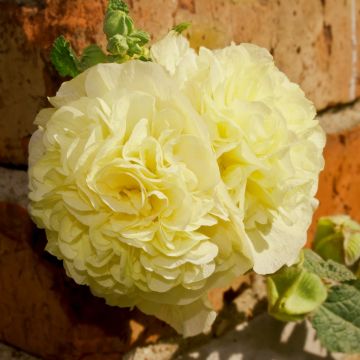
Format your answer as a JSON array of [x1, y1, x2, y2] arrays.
[[177, 314, 335, 360]]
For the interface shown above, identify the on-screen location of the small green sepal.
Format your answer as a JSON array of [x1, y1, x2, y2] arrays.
[[80, 45, 108, 71], [172, 22, 191, 34]]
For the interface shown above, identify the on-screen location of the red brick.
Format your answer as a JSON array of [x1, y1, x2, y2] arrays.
[[309, 125, 360, 242], [1, 0, 360, 165]]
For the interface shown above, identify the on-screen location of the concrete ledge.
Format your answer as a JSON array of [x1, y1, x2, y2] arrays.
[[319, 100, 360, 134]]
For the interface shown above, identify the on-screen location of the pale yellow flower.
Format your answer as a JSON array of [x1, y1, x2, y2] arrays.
[[28, 61, 252, 336], [151, 33, 326, 274]]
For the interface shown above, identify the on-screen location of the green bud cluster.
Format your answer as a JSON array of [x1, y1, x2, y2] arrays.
[[104, 0, 150, 61], [50, 0, 192, 77], [51, 0, 150, 78]]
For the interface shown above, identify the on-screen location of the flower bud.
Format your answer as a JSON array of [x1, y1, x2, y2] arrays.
[[313, 215, 360, 268], [127, 31, 150, 56], [131, 30, 150, 46], [104, 10, 134, 39], [267, 264, 327, 322], [108, 0, 129, 13], [107, 34, 128, 56]]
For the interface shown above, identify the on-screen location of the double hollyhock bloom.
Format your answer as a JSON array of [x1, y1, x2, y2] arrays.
[[28, 31, 325, 336]]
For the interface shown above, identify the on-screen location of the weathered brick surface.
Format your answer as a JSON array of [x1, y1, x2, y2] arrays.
[[309, 124, 360, 239], [1, 0, 360, 164], [0, 5, 45, 165]]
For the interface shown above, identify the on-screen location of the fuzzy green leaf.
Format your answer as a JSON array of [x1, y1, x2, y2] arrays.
[[311, 280, 360, 353], [79, 45, 108, 71], [303, 249, 356, 282], [50, 36, 80, 78]]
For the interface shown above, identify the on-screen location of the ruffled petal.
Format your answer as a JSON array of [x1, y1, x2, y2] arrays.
[[137, 296, 216, 337]]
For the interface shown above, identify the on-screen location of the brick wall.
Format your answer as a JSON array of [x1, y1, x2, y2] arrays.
[[0, 0, 360, 359]]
